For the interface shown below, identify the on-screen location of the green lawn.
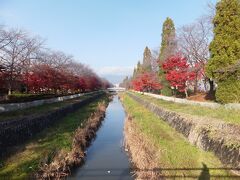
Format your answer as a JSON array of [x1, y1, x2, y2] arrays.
[[131, 92, 240, 125], [0, 95, 108, 179], [122, 93, 233, 178], [0, 93, 94, 121]]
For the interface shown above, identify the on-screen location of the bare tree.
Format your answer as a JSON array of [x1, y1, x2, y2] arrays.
[[0, 26, 16, 50], [0, 27, 18, 76], [0, 29, 43, 94], [21, 36, 44, 92], [151, 49, 160, 74], [0, 24, 110, 95], [177, 15, 213, 92], [206, 1, 216, 23], [36, 49, 73, 69], [0, 29, 27, 94], [68, 61, 97, 78]]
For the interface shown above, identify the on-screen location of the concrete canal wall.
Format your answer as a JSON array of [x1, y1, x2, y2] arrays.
[[0, 92, 105, 156]]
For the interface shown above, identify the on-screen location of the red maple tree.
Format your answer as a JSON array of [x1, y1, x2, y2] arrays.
[[162, 54, 195, 95], [132, 72, 162, 92]]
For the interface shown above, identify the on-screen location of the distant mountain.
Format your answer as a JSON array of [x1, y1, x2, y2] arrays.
[[101, 74, 127, 84]]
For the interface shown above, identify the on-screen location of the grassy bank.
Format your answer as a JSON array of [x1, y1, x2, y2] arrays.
[[0, 95, 109, 179], [0, 92, 87, 104], [131, 92, 240, 125], [0, 93, 95, 121], [38, 102, 107, 178], [122, 93, 233, 179]]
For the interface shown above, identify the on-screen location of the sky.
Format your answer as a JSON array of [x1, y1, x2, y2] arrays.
[[0, 0, 216, 84]]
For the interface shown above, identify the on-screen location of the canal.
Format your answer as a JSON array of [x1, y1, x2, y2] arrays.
[[70, 95, 132, 180]]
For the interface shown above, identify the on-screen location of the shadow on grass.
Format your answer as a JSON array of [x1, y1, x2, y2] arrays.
[[198, 163, 210, 180], [57, 164, 240, 179], [132, 163, 239, 179]]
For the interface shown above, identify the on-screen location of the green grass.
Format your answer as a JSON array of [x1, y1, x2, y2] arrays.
[[10, 93, 36, 97], [0, 95, 108, 179], [1, 92, 82, 104], [0, 94, 94, 121], [132, 92, 240, 125], [122, 93, 232, 178]]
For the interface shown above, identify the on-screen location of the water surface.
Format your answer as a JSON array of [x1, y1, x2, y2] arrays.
[[70, 95, 132, 180]]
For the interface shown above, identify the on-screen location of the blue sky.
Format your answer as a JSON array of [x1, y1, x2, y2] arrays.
[[0, 0, 216, 83]]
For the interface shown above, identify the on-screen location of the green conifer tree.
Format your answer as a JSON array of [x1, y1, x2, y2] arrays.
[[136, 61, 142, 74], [132, 68, 137, 79], [158, 17, 176, 96], [142, 46, 152, 72], [159, 17, 176, 62], [206, 0, 240, 103]]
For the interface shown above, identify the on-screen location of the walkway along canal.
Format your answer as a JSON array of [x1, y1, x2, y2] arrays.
[[70, 95, 132, 180]]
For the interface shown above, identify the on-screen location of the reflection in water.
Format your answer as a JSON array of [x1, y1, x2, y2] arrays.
[[69, 95, 132, 180]]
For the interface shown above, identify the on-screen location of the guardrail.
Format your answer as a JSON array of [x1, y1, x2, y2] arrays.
[[132, 91, 240, 110]]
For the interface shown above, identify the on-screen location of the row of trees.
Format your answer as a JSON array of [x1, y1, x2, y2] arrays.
[[130, 47, 162, 92], [0, 27, 111, 96], [120, 0, 240, 103]]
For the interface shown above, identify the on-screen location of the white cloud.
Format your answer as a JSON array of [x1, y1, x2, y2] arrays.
[[96, 66, 133, 76]]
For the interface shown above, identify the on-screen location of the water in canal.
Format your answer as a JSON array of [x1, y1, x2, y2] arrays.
[[70, 95, 133, 180]]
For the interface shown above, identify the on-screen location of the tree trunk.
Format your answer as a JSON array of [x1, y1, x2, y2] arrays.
[[206, 78, 216, 101], [185, 88, 188, 98], [203, 78, 208, 92], [8, 88, 12, 95], [209, 79, 214, 94], [194, 74, 198, 94]]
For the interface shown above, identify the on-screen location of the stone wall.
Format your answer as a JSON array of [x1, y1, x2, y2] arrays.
[[128, 93, 240, 170]]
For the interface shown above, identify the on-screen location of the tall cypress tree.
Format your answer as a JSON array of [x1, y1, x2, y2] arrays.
[[206, 0, 240, 103], [132, 68, 137, 79], [159, 17, 176, 96], [142, 46, 152, 72], [159, 17, 176, 62], [136, 61, 142, 75]]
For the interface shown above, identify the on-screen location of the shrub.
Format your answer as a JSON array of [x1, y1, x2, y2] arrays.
[[216, 76, 240, 103], [206, 0, 240, 103]]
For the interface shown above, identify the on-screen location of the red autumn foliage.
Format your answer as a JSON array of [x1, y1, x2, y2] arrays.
[[22, 64, 110, 94], [23, 65, 56, 92], [162, 54, 195, 92], [77, 77, 87, 92], [0, 26, 111, 95], [132, 72, 162, 92], [24, 72, 45, 92]]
